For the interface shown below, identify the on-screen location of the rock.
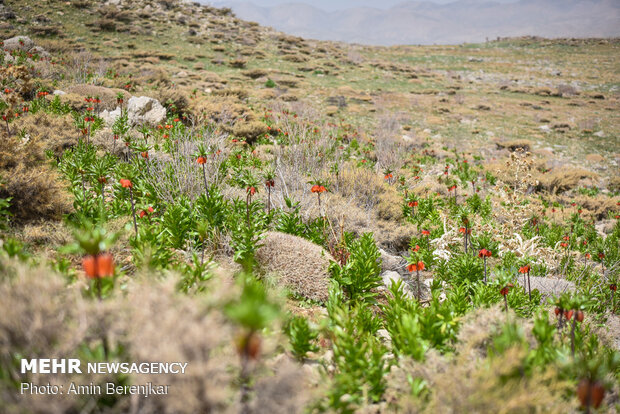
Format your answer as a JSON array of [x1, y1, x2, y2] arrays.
[[381, 271, 415, 298], [539, 125, 551, 132], [100, 106, 122, 126], [379, 248, 402, 271], [593, 130, 605, 137], [126, 96, 166, 126], [53, 90, 66, 96], [3, 35, 34, 52]]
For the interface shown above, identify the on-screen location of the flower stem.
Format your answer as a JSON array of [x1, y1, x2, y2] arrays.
[[129, 187, 138, 234]]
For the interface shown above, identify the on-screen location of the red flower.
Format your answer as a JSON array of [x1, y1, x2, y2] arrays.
[[384, 173, 393, 180], [560, 242, 568, 248], [82, 253, 114, 279], [575, 310, 584, 322], [518, 265, 530, 274], [563, 235, 570, 241], [598, 252, 605, 259], [421, 230, 430, 236], [407, 261, 425, 272], [197, 156, 206, 164], [140, 151, 148, 159], [458, 227, 471, 234], [610, 284, 617, 292], [311, 185, 327, 193], [564, 310, 574, 320], [478, 249, 492, 258], [412, 245, 420, 252], [265, 179, 275, 188], [585, 253, 591, 259], [120, 179, 132, 188], [247, 187, 257, 196], [408, 201, 418, 207], [500, 287, 510, 296]]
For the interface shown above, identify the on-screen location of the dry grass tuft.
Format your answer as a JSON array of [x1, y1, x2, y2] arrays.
[[255, 231, 333, 302], [0, 132, 72, 221], [539, 167, 599, 194]]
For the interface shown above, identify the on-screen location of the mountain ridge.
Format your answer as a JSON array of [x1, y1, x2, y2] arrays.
[[209, 0, 620, 45]]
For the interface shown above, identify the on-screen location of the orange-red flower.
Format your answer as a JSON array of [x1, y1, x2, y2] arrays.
[[311, 184, 327, 193], [82, 253, 114, 279], [247, 186, 257, 196], [120, 179, 132, 188], [407, 261, 425, 272], [518, 265, 530, 274], [478, 249, 492, 258], [421, 230, 430, 236]]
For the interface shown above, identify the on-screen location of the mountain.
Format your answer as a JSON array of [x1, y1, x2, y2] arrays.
[[209, 0, 620, 45]]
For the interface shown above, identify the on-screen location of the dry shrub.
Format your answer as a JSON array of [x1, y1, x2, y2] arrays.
[[249, 358, 315, 414], [151, 86, 190, 114], [0, 257, 310, 413], [117, 276, 234, 413], [242, 68, 268, 79], [539, 167, 599, 194], [0, 132, 72, 222], [64, 84, 132, 110], [0, 262, 111, 413], [0, 164, 71, 221], [496, 139, 533, 152], [232, 120, 269, 143], [12, 111, 75, 157], [255, 231, 333, 302], [21, 221, 71, 247]]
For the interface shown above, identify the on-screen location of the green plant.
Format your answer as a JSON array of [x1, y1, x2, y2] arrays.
[[284, 315, 319, 361], [330, 233, 382, 304]]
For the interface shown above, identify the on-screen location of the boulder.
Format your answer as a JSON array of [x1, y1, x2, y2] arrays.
[[3, 36, 34, 52], [126, 96, 166, 126]]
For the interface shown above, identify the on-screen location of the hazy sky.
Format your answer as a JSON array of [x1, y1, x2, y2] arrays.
[[211, 0, 519, 12]]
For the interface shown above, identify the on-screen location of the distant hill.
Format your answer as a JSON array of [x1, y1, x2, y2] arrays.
[[209, 0, 620, 45]]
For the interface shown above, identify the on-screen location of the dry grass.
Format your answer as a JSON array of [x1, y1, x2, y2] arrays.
[[0, 257, 315, 413], [255, 231, 333, 302], [0, 132, 72, 222]]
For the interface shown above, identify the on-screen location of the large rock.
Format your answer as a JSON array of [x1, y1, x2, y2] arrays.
[[255, 232, 333, 303], [3, 36, 34, 52], [126, 96, 166, 126], [381, 270, 414, 298]]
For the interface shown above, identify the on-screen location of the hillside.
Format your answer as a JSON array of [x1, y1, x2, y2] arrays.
[[0, 0, 619, 413]]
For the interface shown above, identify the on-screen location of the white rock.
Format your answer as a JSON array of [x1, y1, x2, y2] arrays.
[[3, 35, 34, 52], [53, 90, 66, 96], [539, 125, 551, 132], [100, 106, 122, 126], [593, 130, 605, 137], [126, 96, 166, 126]]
